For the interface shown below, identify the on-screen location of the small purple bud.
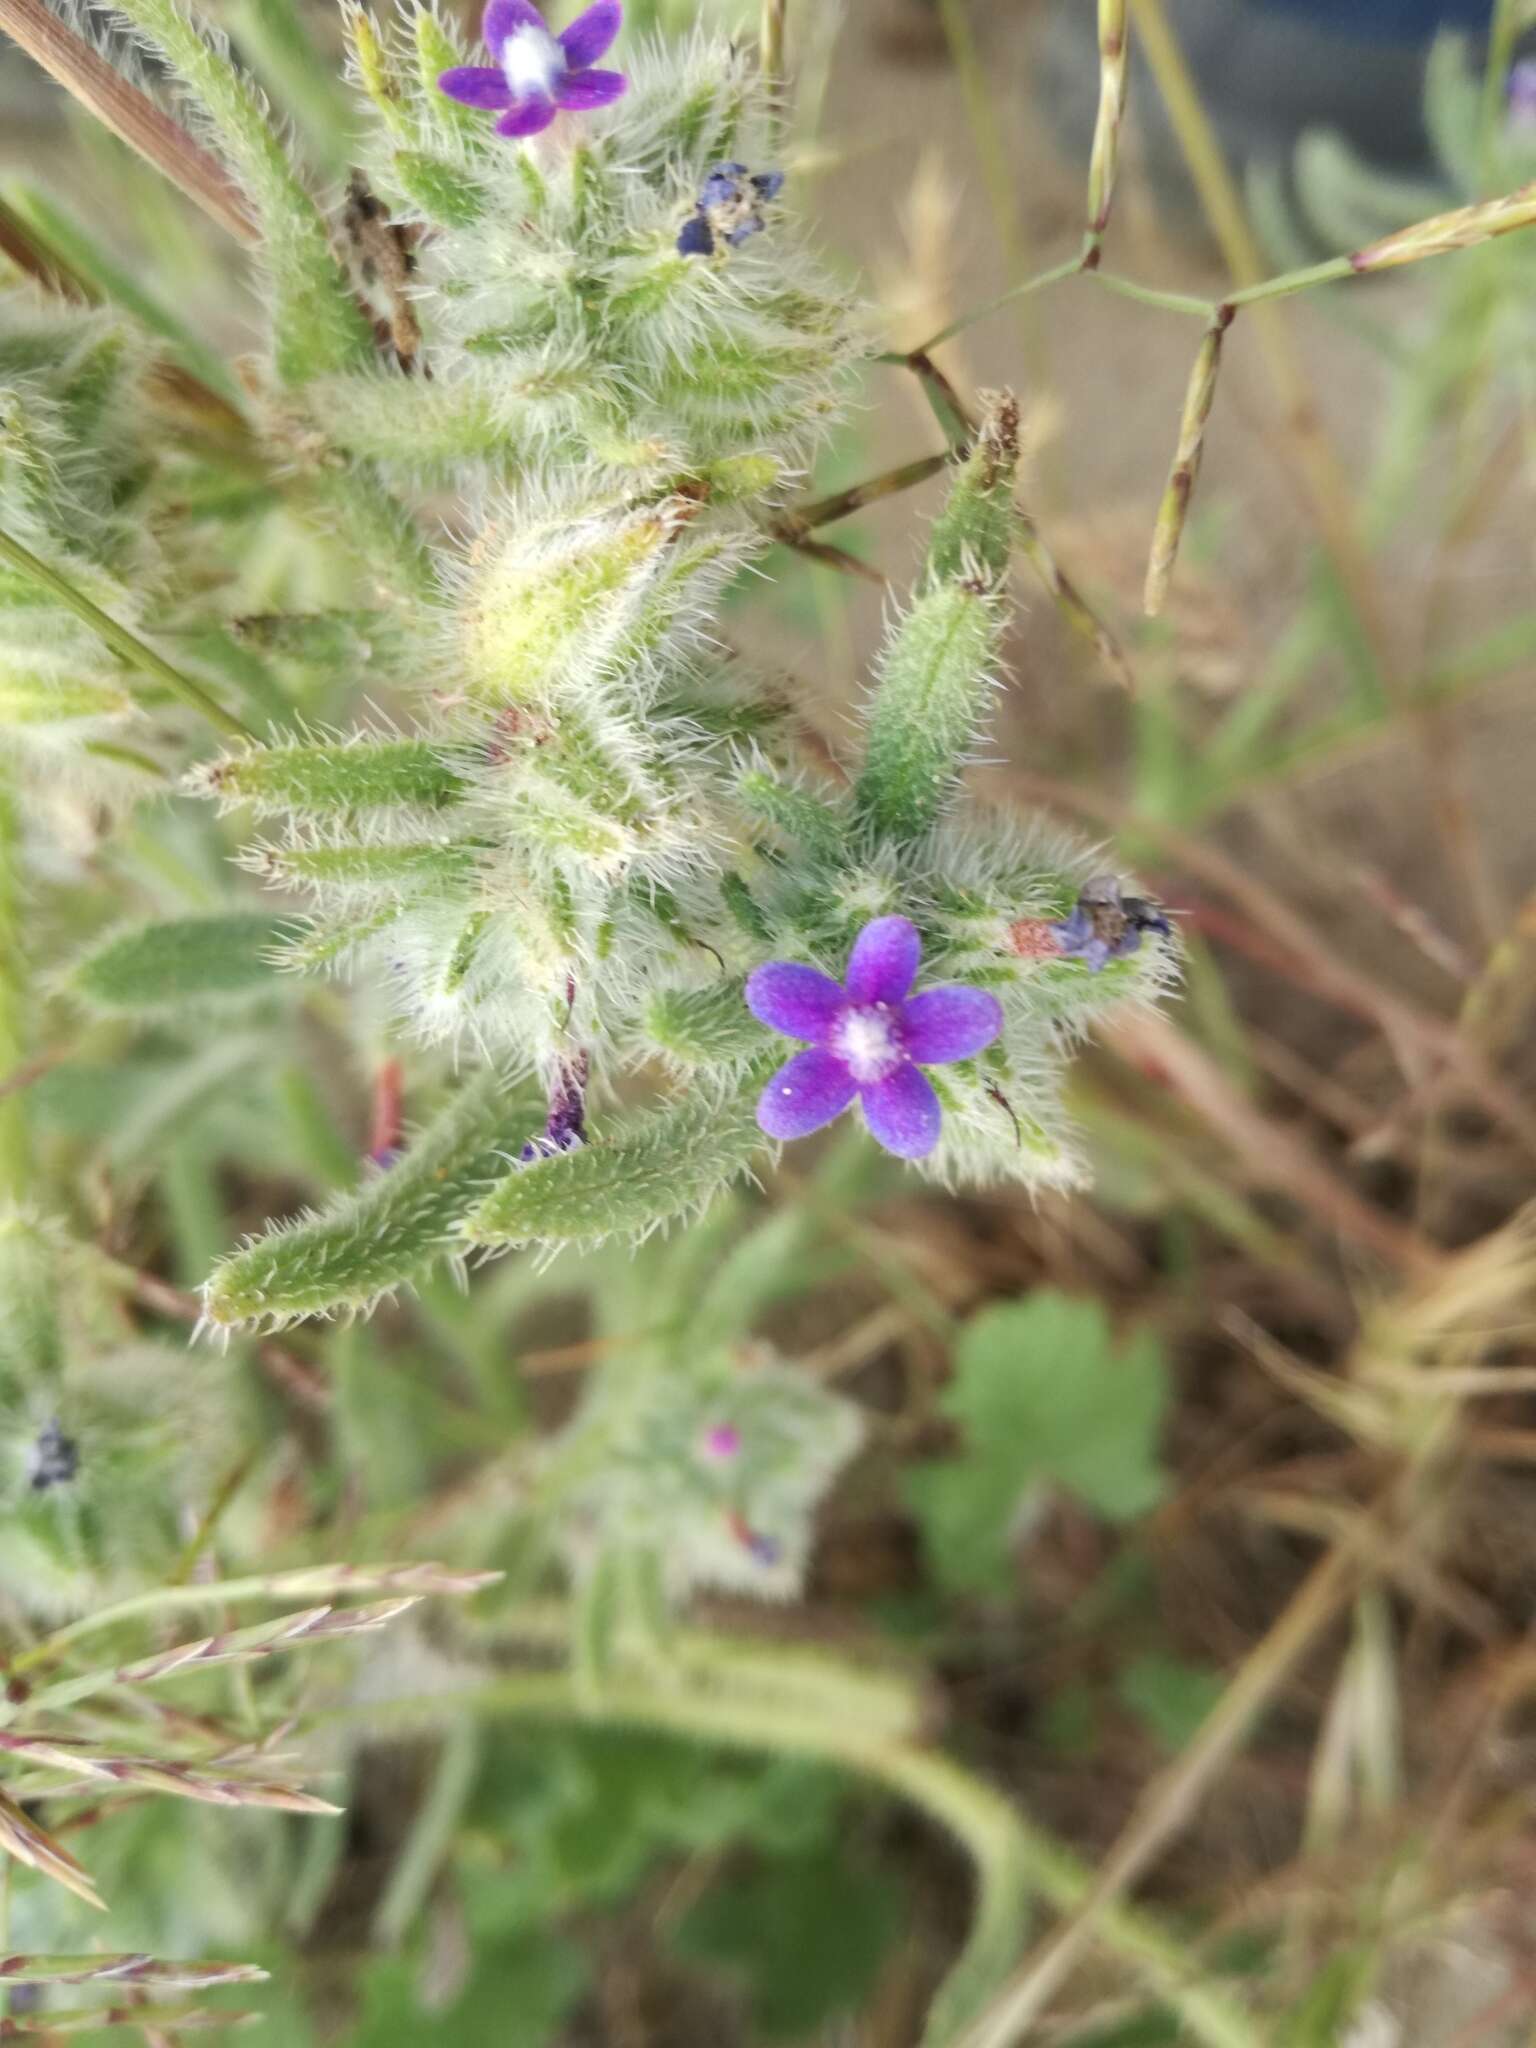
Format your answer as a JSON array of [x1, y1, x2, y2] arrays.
[[519, 1051, 589, 1161], [726, 1509, 780, 1564], [701, 1423, 742, 1462]]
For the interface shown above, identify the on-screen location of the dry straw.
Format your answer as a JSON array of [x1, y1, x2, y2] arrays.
[[1083, 0, 1128, 261], [0, 0, 255, 242]]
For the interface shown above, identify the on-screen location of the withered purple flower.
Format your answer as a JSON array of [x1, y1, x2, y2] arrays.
[[519, 1052, 589, 1161], [438, 0, 626, 139], [1052, 876, 1171, 974], [746, 915, 1003, 1161], [677, 162, 785, 257], [28, 1419, 78, 1493]]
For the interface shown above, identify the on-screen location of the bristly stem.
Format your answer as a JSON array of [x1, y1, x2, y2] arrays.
[[0, 778, 27, 1203], [324, 1660, 1267, 2048], [0, 0, 255, 244], [0, 527, 250, 740]]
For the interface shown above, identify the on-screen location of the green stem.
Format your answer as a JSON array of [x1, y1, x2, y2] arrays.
[[0, 527, 249, 739], [1220, 254, 1356, 310], [371, 1720, 481, 1949], [1090, 268, 1214, 317], [0, 778, 27, 1200], [911, 257, 1082, 353], [324, 1661, 1265, 2048], [791, 451, 951, 531]]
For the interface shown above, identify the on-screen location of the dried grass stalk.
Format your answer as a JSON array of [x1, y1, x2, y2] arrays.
[[0, 0, 255, 243], [0, 1735, 338, 1814], [0, 1789, 103, 1910], [1143, 308, 1232, 616], [0, 1956, 266, 1989], [1084, 0, 1129, 253]]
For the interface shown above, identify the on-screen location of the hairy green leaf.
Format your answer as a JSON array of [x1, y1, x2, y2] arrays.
[[463, 1080, 767, 1250], [67, 915, 289, 1016], [203, 1071, 537, 1330]]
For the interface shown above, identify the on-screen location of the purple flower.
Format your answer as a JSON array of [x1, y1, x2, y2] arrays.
[[1052, 876, 1172, 974], [438, 0, 626, 139], [746, 915, 1004, 1161], [677, 162, 785, 257], [700, 1423, 742, 1462], [1510, 58, 1536, 133]]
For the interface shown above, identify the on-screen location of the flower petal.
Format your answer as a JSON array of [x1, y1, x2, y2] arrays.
[[554, 66, 626, 108], [860, 1065, 942, 1160], [757, 1048, 857, 1142], [1052, 906, 1093, 950], [558, 0, 622, 68], [1077, 936, 1112, 972], [844, 915, 921, 1007], [900, 987, 1004, 1065], [701, 163, 749, 206], [483, 0, 545, 56], [437, 64, 514, 107], [495, 92, 558, 135], [745, 962, 846, 1043], [677, 211, 715, 257]]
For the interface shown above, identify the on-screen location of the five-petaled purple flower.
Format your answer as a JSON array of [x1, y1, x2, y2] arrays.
[[438, 0, 626, 139], [677, 162, 785, 257], [746, 915, 1003, 1161], [1052, 876, 1171, 974]]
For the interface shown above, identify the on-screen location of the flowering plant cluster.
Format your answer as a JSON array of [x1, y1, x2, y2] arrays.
[[0, 0, 1186, 2034], [1, 0, 1175, 1340]]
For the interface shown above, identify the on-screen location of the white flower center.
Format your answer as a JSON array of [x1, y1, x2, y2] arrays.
[[833, 1004, 904, 1086], [501, 22, 565, 97]]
